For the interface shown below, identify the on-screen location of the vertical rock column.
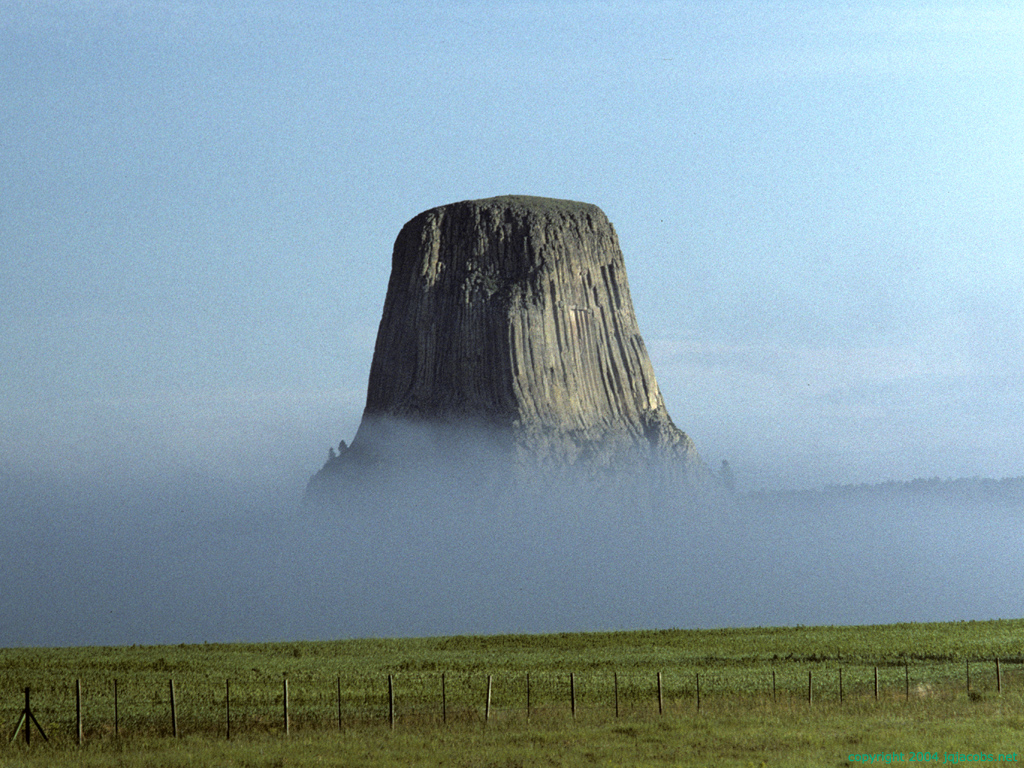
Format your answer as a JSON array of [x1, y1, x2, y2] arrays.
[[312, 195, 702, 489]]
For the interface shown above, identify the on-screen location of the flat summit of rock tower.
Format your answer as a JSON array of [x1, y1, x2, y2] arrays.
[[308, 195, 704, 500]]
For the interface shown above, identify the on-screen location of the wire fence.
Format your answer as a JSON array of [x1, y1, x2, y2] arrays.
[[5, 659, 1021, 746]]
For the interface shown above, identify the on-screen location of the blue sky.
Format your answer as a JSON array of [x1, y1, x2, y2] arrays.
[[3, 0, 1023, 494]]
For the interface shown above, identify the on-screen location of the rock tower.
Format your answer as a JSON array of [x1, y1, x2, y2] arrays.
[[308, 195, 704, 500]]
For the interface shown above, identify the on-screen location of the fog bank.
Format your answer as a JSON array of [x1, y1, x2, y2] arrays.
[[2, 458, 1022, 648]]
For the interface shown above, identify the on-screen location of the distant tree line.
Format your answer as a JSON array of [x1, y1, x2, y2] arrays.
[[749, 476, 1024, 509]]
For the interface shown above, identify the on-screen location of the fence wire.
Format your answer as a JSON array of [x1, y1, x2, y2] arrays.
[[3, 660, 1020, 745]]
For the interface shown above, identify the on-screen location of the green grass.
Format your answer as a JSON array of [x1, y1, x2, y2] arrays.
[[2, 619, 1023, 766]]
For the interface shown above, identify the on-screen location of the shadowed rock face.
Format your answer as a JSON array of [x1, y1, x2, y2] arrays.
[[309, 196, 704, 498]]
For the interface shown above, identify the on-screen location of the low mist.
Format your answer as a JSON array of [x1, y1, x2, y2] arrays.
[[2, 435, 1022, 648]]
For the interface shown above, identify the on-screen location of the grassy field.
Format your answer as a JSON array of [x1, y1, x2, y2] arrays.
[[2, 619, 1023, 766]]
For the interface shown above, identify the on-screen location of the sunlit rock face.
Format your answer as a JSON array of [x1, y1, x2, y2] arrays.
[[308, 196, 705, 502]]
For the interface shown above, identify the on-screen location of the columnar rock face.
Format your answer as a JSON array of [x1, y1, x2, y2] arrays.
[[309, 195, 703, 497]]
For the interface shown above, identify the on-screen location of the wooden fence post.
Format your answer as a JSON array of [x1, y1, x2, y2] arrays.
[[226, 680, 231, 740], [997, 659, 1002, 693], [76, 679, 83, 745], [21, 687, 31, 746], [283, 677, 290, 736], [113, 679, 119, 739], [24, 687, 32, 747], [169, 679, 178, 738], [874, 667, 878, 701], [613, 672, 619, 718], [570, 673, 576, 719], [656, 672, 663, 715], [337, 676, 342, 731], [807, 670, 812, 704], [526, 673, 531, 720], [441, 672, 446, 724], [388, 674, 395, 729], [485, 675, 492, 723], [10, 687, 49, 745], [20, 687, 30, 747], [905, 662, 909, 700], [967, 660, 971, 693]]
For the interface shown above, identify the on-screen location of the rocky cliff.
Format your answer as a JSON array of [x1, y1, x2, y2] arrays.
[[308, 195, 704, 499]]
